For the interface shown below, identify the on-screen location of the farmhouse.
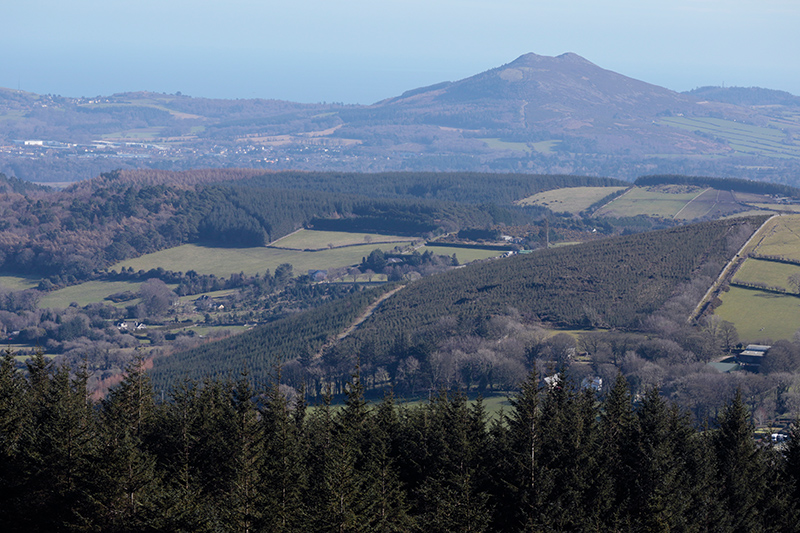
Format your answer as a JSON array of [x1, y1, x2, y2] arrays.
[[117, 320, 146, 332], [737, 344, 771, 370]]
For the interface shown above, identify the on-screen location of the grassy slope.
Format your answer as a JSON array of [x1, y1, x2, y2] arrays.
[[595, 186, 703, 218], [113, 240, 411, 277], [271, 229, 413, 249], [516, 186, 628, 214], [38, 280, 146, 309], [713, 214, 800, 341], [0, 275, 40, 290], [733, 259, 800, 291], [715, 286, 800, 342]]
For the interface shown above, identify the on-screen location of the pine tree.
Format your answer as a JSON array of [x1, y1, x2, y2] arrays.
[[151, 379, 213, 531], [714, 389, 768, 532], [7, 355, 101, 531], [497, 369, 540, 531], [260, 376, 306, 532], [0, 349, 26, 530], [361, 391, 414, 532], [97, 355, 162, 531], [416, 391, 490, 533], [782, 418, 800, 529], [598, 373, 635, 530]]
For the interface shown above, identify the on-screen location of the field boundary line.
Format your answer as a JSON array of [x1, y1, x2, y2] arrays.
[[267, 228, 304, 246], [688, 214, 778, 323], [674, 187, 711, 219], [593, 186, 634, 214]]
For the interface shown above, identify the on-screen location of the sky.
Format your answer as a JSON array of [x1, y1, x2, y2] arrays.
[[2, 0, 799, 104]]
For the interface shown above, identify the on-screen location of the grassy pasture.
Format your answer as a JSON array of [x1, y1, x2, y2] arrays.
[[748, 203, 800, 213], [531, 140, 561, 154], [673, 188, 718, 219], [420, 245, 505, 262], [733, 259, 800, 292], [516, 186, 627, 214], [271, 229, 412, 250], [714, 286, 800, 342], [114, 242, 408, 278], [659, 116, 800, 159], [751, 215, 800, 260], [100, 127, 163, 140], [594, 186, 703, 218], [38, 280, 147, 309], [0, 275, 40, 290], [481, 138, 530, 153]]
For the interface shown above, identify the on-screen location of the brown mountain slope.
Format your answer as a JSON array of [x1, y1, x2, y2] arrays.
[[365, 52, 754, 154]]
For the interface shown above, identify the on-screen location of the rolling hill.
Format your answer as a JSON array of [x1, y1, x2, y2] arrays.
[[2, 53, 800, 182]]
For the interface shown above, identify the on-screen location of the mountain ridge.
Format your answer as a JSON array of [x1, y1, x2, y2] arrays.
[[2, 52, 800, 183]]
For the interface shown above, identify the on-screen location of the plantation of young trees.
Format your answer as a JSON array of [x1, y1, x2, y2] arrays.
[[3, 352, 800, 532]]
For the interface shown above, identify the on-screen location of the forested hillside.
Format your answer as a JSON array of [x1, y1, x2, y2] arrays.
[[149, 284, 398, 391], [328, 216, 762, 361], [4, 170, 570, 280], [157, 216, 764, 396], [4, 354, 800, 532]]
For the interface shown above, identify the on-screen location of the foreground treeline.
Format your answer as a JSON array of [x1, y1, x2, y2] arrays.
[[3, 353, 800, 532]]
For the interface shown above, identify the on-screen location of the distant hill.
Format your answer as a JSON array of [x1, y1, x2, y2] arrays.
[[685, 86, 800, 107], [378, 52, 701, 124], [3, 53, 800, 182]]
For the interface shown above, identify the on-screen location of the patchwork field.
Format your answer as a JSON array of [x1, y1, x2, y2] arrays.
[[270, 229, 413, 250], [595, 186, 707, 218], [659, 116, 800, 159], [480, 138, 531, 153], [38, 280, 147, 309], [113, 241, 411, 278], [714, 286, 800, 342], [516, 186, 627, 214], [733, 259, 800, 292], [749, 214, 800, 260], [595, 185, 753, 219]]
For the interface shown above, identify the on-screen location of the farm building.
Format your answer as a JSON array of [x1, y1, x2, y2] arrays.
[[737, 344, 771, 370]]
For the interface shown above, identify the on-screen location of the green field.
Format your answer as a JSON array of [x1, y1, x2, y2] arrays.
[[714, 286, 800, 342], [751, 215, 800, 260], [271, 229, 412, 250], [481, 138, 530, 153], [114, 241, 408, 278], [100, 127, 163, 140], [0, 275, 40, 290], [659, 116, 800, 159], [733, 259, 800, 292], [420, 245, 505, 262], [516, 186, 627, 214], [594, 186, 706, 218], [38, 280, 147, 309], [531, 140, 561, 154]]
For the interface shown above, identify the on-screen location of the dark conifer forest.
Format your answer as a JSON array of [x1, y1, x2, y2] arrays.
[[2, 352, 800, 532]]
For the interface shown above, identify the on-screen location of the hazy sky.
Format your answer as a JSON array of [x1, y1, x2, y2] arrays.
[[3, 0, 798, 104]]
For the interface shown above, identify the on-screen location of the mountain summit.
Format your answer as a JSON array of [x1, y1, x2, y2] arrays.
[[371, 53, 750, 153], [2, 52, 799, 182]]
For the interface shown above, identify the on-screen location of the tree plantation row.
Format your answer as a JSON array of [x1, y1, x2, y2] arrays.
[[3, 352, 800, 532]]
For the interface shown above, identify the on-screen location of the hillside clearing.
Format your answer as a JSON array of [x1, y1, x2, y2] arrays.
[[38, 280, 147, 309], [270, 229, 413, 250], [113, 241, 411, 278], [516, 186, 627, 214]]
